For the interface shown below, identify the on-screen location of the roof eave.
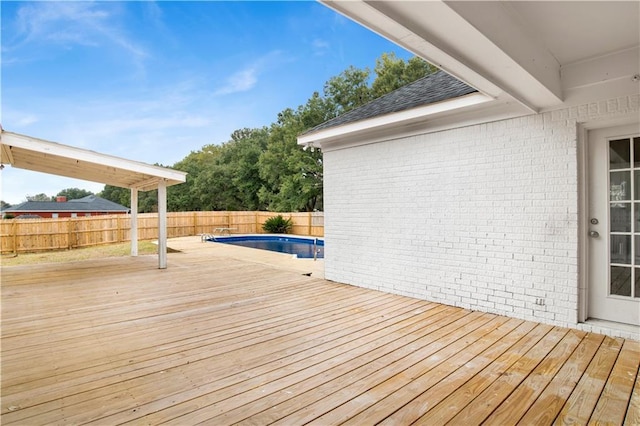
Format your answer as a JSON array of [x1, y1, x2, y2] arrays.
[[298, 92, 501, 149]]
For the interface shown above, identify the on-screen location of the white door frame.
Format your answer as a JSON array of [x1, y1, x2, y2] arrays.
[[578, 116, 640, 324]]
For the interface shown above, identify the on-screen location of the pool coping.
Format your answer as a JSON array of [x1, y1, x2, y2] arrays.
[[167, 235, 325, 279]]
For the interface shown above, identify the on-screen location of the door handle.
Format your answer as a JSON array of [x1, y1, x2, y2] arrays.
[[589, 231, 600, 238]]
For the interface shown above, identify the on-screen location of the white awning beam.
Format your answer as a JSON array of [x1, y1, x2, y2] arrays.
[[0, 131, 186, 189], [0, 129, 186, 269]]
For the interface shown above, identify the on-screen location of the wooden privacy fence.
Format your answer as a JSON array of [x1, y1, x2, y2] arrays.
[[0, 211, 324, 254]]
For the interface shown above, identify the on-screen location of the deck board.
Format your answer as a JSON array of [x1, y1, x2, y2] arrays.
[[555, 336, 624, 424], [1, 240, 638, 425], [481, 328, 587, 425], [591, 339, 640, 424]]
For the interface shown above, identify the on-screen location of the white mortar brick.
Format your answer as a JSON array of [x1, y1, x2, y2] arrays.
[[324, 95, 639, 334]]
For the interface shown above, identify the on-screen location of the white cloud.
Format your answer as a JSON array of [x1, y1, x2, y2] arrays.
[[214, 67, 258, 96], [14, 114, 39, 127], [212, 50, 288, 97], [8, 2, 147, 61], [312, 38, 330, 56]]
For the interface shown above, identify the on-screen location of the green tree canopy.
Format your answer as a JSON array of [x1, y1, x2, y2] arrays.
[[99, 185, 158, 213], [259, 97, 327, 212], [26, 193, 53, 202], [323, 65, 372, 114], [99, 185, 130, 208], [56, 188, 94, 200], [168, 144, 224, 211], [191, 128, 269, 211], [372, 53, 437, 98]]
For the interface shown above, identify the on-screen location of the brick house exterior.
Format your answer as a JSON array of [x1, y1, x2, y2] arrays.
[[301, 2, 640, 339], [318, 91, 638, 339]]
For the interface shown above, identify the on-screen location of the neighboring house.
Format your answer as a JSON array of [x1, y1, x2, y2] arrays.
[[3, 195, 129, 219], [300, 1, 640, 339]]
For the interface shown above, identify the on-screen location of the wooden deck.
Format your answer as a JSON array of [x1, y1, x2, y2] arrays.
[[1, 241, 639, 425]]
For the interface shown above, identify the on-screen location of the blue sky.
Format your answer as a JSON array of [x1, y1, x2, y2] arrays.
[[1, 1, 413, 205]]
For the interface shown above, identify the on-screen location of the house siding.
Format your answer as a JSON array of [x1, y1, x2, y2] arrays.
[[324, 94, 639, 338]]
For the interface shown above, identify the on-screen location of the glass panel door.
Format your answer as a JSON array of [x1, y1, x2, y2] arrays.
[[609, 137, 640, 298]]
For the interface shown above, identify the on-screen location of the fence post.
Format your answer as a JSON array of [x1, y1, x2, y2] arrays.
[[255, 212, 259, 234], [68, 218, 73, 250], [193, 212, 198, 236], [11, 220, 17, 254], [308, 212, 312, 236]]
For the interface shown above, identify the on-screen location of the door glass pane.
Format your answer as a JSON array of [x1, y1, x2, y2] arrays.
[[636, 236, 640, 265], [610, 138, 630, 169], [611, 204, 631, 232], [611, 235, 631, 264], [610, 171, 630, 203], [610, 266, 632, 296], [634, 137, 640, 167], [635, 268, 640, 298]]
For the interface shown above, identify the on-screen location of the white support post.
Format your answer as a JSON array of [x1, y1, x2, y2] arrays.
[[158, 180, 167, 269], [130, 188, 138, 257]]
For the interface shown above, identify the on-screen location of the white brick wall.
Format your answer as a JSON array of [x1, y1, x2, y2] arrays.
[[323, 94, 639, 337]]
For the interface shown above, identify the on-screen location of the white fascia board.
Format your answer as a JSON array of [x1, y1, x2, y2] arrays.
[[321, 0, 563, 112], [318, 100, 532, 153], [1, 131, 186, 186], [298, 92, 493, 147]]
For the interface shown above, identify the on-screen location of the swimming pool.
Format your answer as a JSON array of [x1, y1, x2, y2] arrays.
[[208, 235, 324, 259]]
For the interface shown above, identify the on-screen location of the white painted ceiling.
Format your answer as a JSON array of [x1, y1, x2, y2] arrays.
[[499, 1, 639, 65]]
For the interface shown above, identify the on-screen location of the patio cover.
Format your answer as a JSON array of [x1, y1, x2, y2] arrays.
[[321, 1, 639, 113], [0, 129, 187, 269]]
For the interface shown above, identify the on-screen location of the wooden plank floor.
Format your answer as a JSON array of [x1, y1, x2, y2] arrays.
[[1, 248, 639, 425]]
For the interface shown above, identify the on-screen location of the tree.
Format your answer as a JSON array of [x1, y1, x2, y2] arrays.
[[258, 99, 326, 212], [371, 53, 437, 98], [1, 200, 12, 210], [192, 128, 269, 211], [323, 65, 372, 114], [168, 144, 224, 211], [99, 185, 130, 207], [99, 185, 159, 213], [56, 188, 94, 200], [26, 193, 53, 202]]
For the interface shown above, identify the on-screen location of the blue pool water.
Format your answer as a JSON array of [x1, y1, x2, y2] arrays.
[[208, 235, 324, 259]]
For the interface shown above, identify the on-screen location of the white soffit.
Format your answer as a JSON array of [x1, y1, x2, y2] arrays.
[[0, 131, 186, 192], [321, 0, 640, 112]]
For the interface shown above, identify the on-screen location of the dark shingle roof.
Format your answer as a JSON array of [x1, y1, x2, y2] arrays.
[[5, 195, 129, 213], [303, 70, 477, 135]]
